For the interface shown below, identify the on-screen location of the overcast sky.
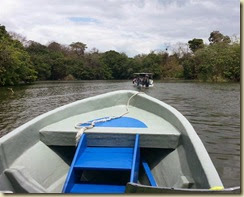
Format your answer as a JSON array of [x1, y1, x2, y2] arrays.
[[0, 0, 240, 57]]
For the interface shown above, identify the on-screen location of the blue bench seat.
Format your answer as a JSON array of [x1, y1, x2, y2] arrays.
[[74, 147, 133, 170]]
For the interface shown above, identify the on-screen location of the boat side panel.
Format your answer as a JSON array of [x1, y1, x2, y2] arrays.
[[8, 141, 69, 193], [149, 145, 194, 188], [0, 172, 15, 192], [129, 93, 223, 188], [0, 91, 131, 171]]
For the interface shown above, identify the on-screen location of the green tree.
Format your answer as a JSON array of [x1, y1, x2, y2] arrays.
[[141, 52, 161, 79], [209, 31, 231, 44], [181, 54, 198, 79], [26, 42, 52, 80], [70, 42, 87, 56], [161, 54, 183, 79], [101, 50, 129, 79], [84, 52, 112, 79], [48, 42, 63, 52], [224, 42, 240, 81], [67, 58, 85, 79], [188, 38, 204, 52], [0, 25, 37, 86], [192, 41, 240, 82]]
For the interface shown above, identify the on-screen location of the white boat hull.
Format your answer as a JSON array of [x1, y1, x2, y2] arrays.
[[0, 90, 225, 193]]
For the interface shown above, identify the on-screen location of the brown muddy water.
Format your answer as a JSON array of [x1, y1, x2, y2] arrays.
[[0, 80, 240, 188]]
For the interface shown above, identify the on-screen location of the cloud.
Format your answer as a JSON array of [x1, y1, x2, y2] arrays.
[[0, 0, 240, 57]]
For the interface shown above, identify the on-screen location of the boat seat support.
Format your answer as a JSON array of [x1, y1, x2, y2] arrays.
[[141, 159, 157, 186]]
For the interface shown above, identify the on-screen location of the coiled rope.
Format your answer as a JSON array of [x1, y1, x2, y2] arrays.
[[75, 91, 143, 145]]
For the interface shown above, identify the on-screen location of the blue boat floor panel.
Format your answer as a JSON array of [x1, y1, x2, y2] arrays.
[[80, 116, 147, 128], [70, 183, 126, 193], [74, 147, 134, 170]]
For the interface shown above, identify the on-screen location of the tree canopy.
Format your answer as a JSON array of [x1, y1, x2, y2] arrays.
[[188, 38, 204, 52], [0, 25, 37, 86], [0, 25, 240, 86], [70, 42, 87, 56], [209, 31, 231, 44]]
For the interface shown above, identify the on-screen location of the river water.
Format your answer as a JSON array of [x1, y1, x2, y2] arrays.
[[0, 80, 240, 188]]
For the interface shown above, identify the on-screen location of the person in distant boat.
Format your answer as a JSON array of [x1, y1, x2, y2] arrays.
[[137, 77, 141, 86], [133, 76, 140, 86], [132, 78, 137, 84], [141, 76, 145, 86], [145, 75, 149, 87]]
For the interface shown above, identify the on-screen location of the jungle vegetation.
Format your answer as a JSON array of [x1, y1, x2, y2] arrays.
[[0, 25, 240, 86]]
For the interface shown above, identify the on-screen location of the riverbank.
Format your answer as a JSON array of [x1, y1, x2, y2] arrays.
[[1, 77, 240, 89]]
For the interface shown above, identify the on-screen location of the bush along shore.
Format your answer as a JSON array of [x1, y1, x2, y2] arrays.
[[0, 25, 240, 86]]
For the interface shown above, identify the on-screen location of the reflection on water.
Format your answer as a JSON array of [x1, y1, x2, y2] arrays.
[[0, 80, 240, 188]]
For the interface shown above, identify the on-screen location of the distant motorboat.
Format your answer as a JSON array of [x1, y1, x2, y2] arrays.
[[133, 73, 154, 88]]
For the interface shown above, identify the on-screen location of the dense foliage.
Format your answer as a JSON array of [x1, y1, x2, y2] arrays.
[[0, 25, 240, 86], [182, 31, 240, 81], [0, 25, 37, 86]]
